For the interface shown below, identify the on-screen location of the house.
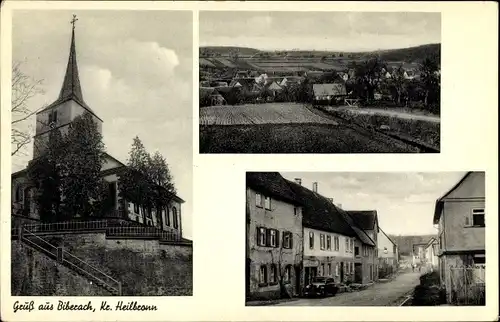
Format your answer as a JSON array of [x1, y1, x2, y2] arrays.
[[346, 210, 379, 280], [412, 243, 427, 266], [312, 83, 348, 105], [433, 171, 485, 303], [246, 172, 304, 301], [377, 228, 399, 278], [424, 237, 439, 273], [263, 80, 283, 99], [11, 22, 185, 238], [286, 179, 377, 285]]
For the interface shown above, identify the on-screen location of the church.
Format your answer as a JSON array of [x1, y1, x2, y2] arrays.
[[11, 18, 185, 238]]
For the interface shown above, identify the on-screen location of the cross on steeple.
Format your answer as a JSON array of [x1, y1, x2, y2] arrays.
[[70, 14, 78, 30]]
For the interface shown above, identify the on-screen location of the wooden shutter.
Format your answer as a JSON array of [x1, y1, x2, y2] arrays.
[[256, 227, 263, 246], [266, 228, 271, 247], [290, 233, 293, 249], [275, 230, 280, 248]]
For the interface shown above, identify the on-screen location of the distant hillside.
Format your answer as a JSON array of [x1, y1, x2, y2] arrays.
[[200, 46, 263, 56], [200, 43, 440, 63], [388, 234, 437, 256], [374, 44, 441, 63]]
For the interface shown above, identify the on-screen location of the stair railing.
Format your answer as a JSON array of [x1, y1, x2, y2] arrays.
[[19, 227, 122, 295]]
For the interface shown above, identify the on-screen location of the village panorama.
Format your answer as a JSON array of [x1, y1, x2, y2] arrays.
[[246, 172, 485, 306], [199, 12, 441, 154], [10, 12, 193, 296]]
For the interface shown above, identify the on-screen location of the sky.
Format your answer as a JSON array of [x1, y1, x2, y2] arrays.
[[200, 11, 441, 52], [12, 10, 193, 239], [280, 172, 466, 236]]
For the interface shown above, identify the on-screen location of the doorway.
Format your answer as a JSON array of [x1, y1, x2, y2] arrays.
[[340, 262, 345, 282], [355, 263, 363, 283], [305, 267, 318, 285], [294, 265, 301, 295]]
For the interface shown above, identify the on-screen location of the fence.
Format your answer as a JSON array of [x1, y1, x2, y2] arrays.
[[12, 220, 181, 242], [449, 265, 486, 305]]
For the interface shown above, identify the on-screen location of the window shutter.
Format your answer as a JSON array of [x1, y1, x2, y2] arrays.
[[266, 228, 271, 247], [275, 230, 280, 248], [256, 227, 260, 245], [290, 233, 293, 249]]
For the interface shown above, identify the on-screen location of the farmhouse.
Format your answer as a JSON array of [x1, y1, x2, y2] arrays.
[[433, 171, 485, 304], [312, 83, 348, 105], [377, 227, 399, 278], [246, 172, 304, 301], [424, 237, 439, 273]]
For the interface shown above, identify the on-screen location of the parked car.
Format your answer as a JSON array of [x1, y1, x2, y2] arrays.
[[303, 277, 339, 297]]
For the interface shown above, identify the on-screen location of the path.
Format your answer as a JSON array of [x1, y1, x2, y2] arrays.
[[273, 272, 421, 306], [337, 107, 441, 123]]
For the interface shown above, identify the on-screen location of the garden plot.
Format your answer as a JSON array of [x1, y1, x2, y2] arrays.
[[200, 103, 337, 126]]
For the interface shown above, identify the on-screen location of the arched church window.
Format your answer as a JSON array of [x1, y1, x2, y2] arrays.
[[165, 206, 171, 226], [172, 207, 178, 229], [15, 185, 23, 202]]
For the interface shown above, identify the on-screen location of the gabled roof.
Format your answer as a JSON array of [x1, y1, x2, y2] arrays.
[[346, 210, 378, 230], [378, 227, 397, 247], [313, 83, 347, 96], [338, 209, 376, 246], [433, 172, 472, 224], [285, 179, 357, 238], [246, 172, 302, 206]]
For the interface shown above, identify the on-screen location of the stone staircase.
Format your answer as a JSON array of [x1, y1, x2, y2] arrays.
[[13, 227, 122, 295]]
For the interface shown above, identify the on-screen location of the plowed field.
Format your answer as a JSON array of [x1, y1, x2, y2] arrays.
[[200, 103, 337, 126]]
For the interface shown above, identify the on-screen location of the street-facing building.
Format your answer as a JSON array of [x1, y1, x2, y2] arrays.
[[433, 171, 485, 304], [246, 172, 304, 301]]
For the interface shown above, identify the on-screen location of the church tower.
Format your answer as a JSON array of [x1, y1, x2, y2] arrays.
[[33, 15, 103, 158]]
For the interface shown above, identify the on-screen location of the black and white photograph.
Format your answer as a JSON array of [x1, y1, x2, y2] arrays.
[[199, 12, 441, 153], [10, 10, 193, 296], [246, 171, 485, 306]]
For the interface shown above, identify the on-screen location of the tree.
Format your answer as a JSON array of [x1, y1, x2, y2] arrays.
[[419, 55, 440, 112], [11, 61, 45, 156], [389, 66, 407, 105], [119, 137, 177, 228], [27, 129, 65, 222], [27, 113, 106, 221], [59, 113, 106, 219], [350, 57, 386, 101], [268, 232, 304, 299]]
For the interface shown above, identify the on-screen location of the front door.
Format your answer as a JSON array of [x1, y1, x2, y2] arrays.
[[355, 263, 363, 283], [294, 265, 301, 295]]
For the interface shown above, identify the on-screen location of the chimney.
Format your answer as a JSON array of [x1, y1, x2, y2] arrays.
[[327, 198, 334, 203], [337, 203, 343, 209], [312, 182, 318, 193], [294, 178, 302, 185]]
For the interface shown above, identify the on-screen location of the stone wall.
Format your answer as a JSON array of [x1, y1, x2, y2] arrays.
[[11, 240, 110, 296], [11, 232, 193, 296]]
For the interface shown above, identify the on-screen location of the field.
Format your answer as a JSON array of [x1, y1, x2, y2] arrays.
[[199, 103, 422, 153], [199, 123, 418, 153], [200, 103, 337, 126]]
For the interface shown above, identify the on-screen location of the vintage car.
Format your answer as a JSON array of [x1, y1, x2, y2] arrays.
[[303, 277, 339, 297]]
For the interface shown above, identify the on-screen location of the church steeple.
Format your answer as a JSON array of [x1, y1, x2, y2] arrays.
[[58, 15, 86, 105]]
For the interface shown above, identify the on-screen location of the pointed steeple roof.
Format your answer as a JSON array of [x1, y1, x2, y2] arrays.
[[58, 26, 85, 103], [38, 16, 101, 121]]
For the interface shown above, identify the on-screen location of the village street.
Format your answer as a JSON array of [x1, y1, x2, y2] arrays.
[[273, 272, 421, 306]]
